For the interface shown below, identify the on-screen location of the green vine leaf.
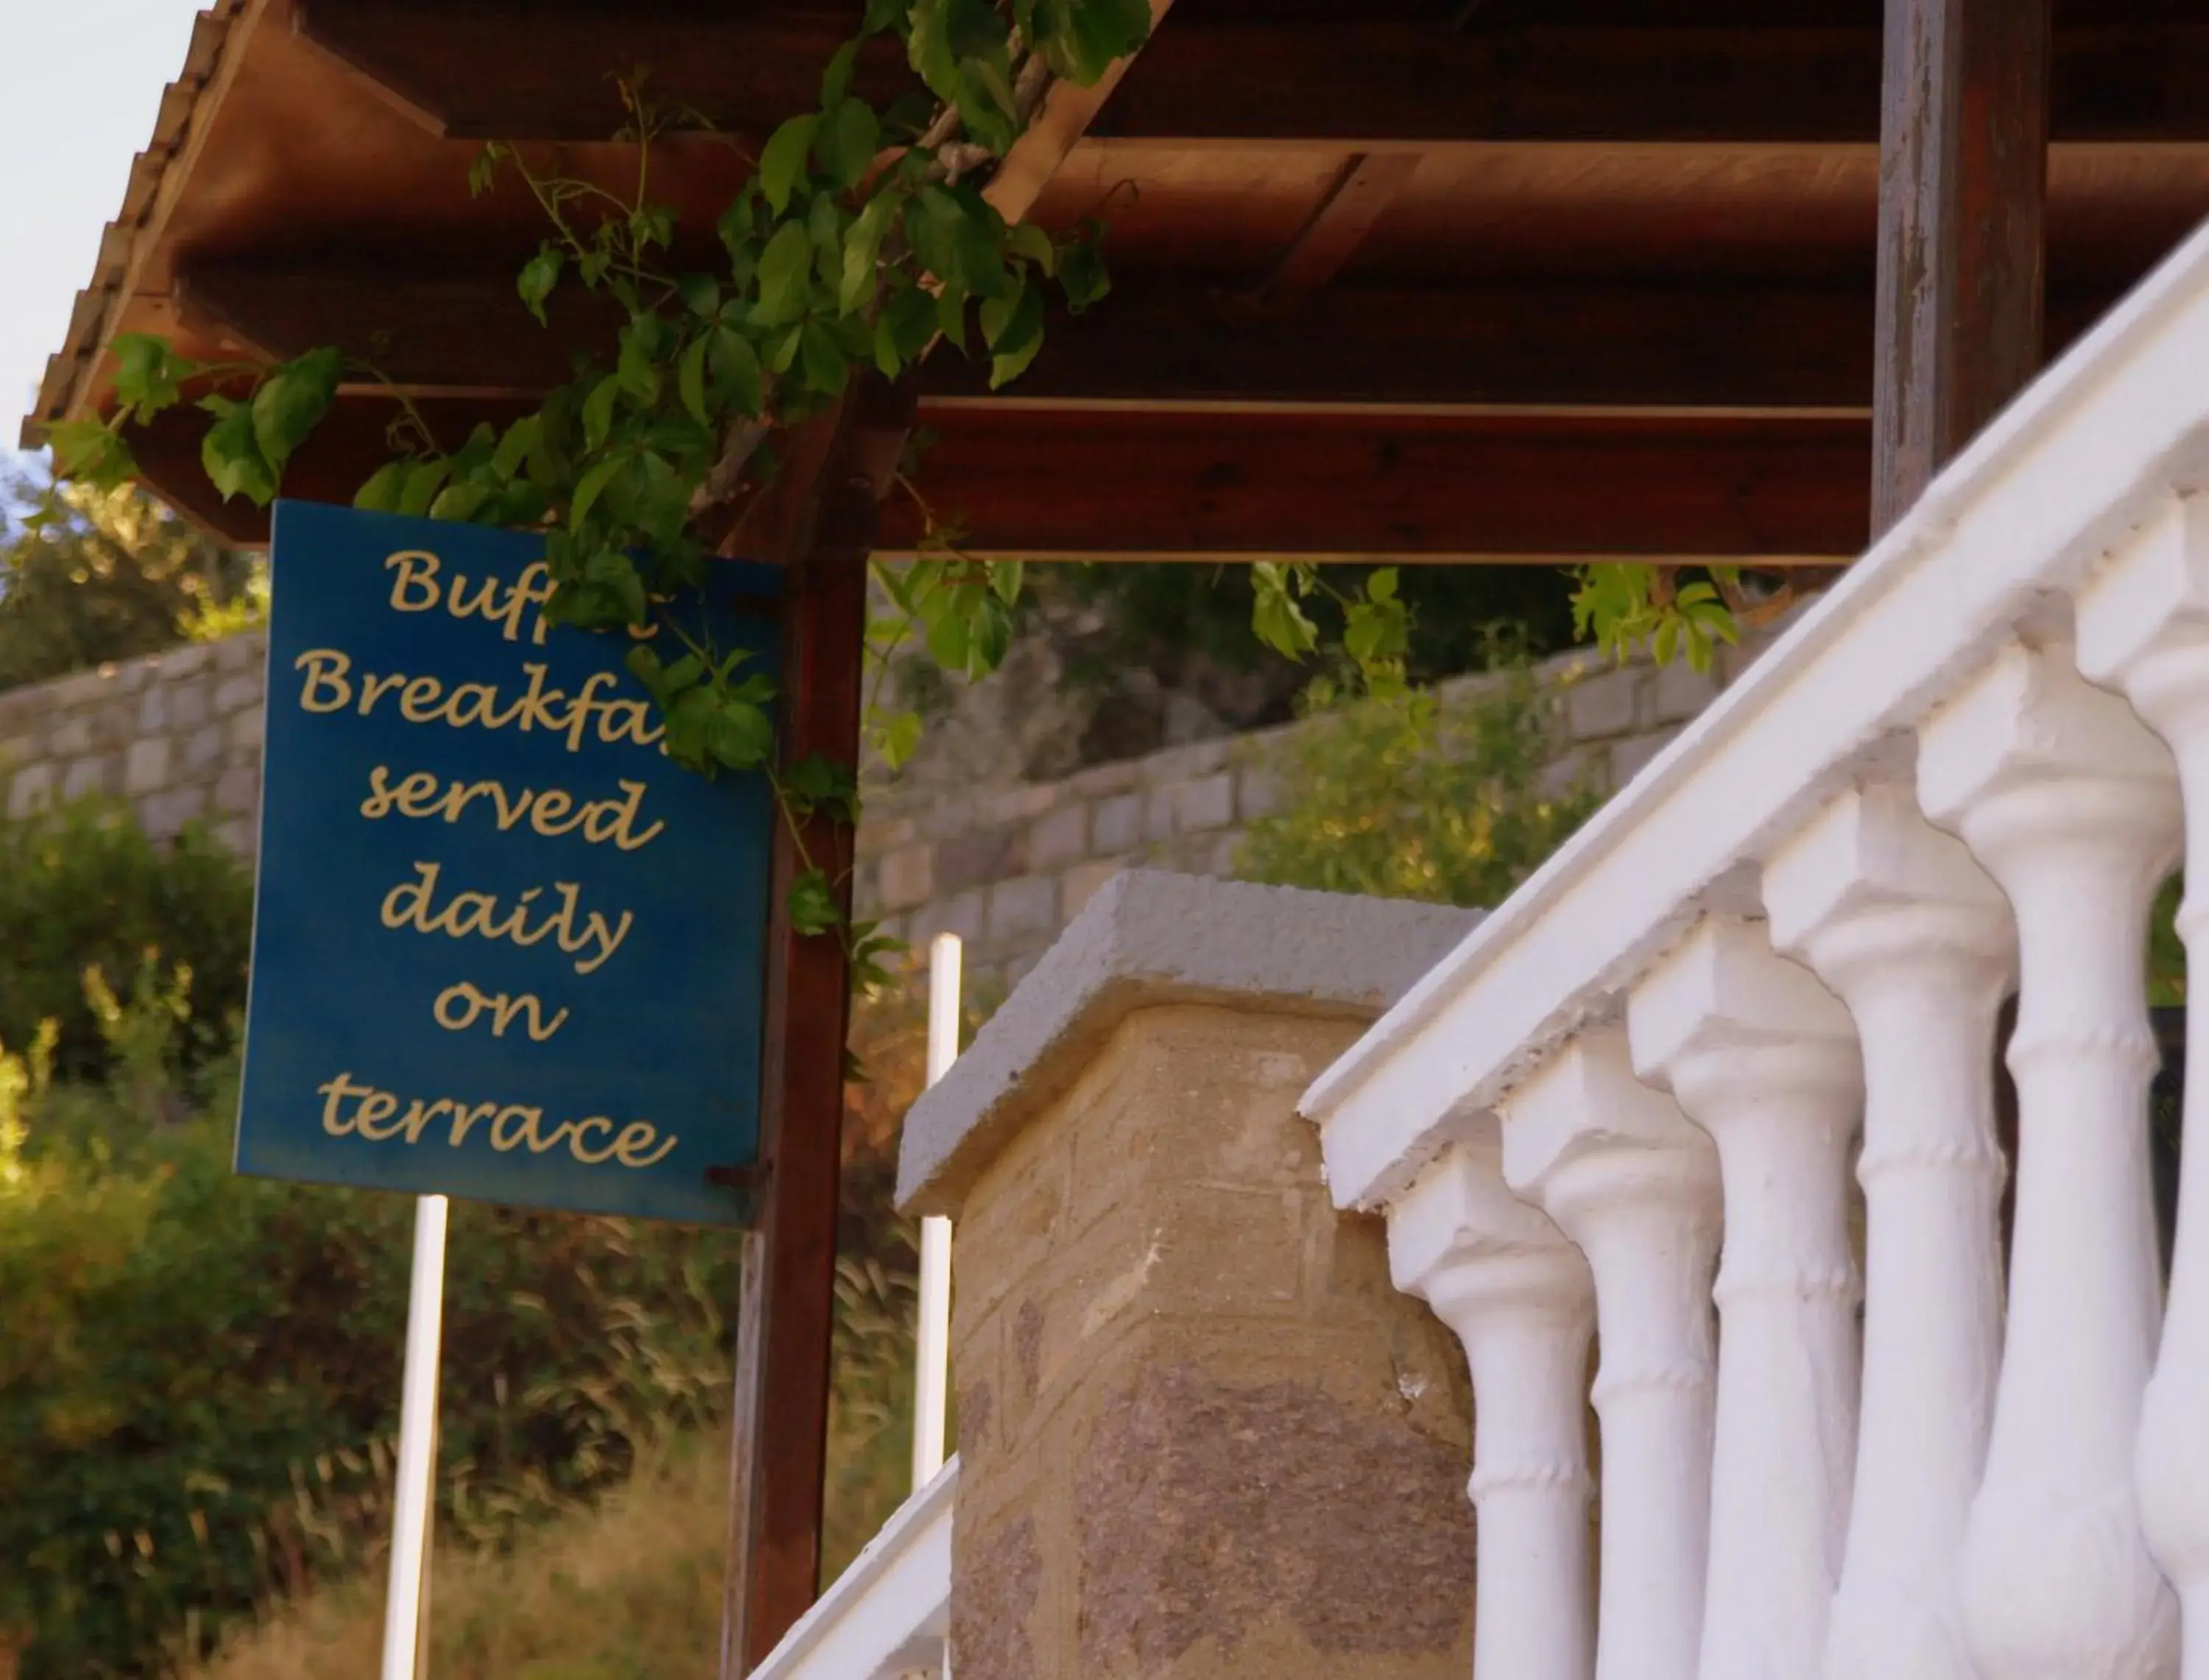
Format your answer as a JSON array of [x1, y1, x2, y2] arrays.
[[983, 277, 1046, 387], [677, 336, 712, 424], [874, 286, 938, 376], [1570, 562, 1742, 673], [398, 457, 454, 518], [569, 456, 627, 532], [46, 418, 137, 489], [1058, 231, 1110, 311], [1251, 562, 1320, 660], [249, 347, 343, 475], [1021, 0, 1154, 84], [198, 397, 276, 507], [353, 459, 408, 513], [110, 333, 186, 422], [870, 708, 923, 771], [706, 700, 774, 771], [841, 197, 898, 314], [781, 754, 862, 827], [787, 869, 842, 938], [708, 327, 765, 417], [759, 114, 821, 216], [518, 246, 564, 324], [817, 98, 882, 190], [1343, 567, 1410, 696], [820, 38, 864, 107], [755, 222, 818, 325]]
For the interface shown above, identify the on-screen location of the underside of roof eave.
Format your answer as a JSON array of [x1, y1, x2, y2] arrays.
[[21, 0, 258, 453]]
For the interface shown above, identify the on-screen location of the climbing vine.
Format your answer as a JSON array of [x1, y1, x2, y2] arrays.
[[43, 0, 1755, 953]]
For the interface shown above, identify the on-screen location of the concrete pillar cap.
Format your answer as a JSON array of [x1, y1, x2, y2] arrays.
[[895, 869, 1480, 1215]]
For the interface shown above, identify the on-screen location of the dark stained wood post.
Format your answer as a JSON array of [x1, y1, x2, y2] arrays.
[[720, 376, 915, 1677], [719, 545, 864, 1676], [1872, 0, 2053, 537]]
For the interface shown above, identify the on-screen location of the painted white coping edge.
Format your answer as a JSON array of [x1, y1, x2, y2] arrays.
[[1303, 208, 2209, 1211], [749, 1456, 956, 1680]]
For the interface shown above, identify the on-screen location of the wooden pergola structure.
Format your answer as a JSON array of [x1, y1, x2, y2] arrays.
[[29, 0, 2209, 1668]]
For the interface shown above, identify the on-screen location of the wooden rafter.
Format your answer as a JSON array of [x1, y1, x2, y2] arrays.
[[286, 4, 2209, 147], [1259, 152, 1424, 307]]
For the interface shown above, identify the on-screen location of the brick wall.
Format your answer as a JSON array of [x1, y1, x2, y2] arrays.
[[0, 624, 1777, 992], [0, 632, 267, 853]]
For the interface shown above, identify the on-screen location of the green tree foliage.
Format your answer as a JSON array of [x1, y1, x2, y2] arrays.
[[1013, 562, 1579, 754], [0, 794, 937, 1676], [1057, 561, 1577, 690], [1236, 656, 1602, 909], [0, 798, 254, 1084], [0, 463, 259, 694], [0, 1073, 743, 1679]]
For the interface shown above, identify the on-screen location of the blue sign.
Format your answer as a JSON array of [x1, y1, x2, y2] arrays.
[[236, 501, 778, 1225]]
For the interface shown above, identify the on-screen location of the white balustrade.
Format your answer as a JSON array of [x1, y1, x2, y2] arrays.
[[1763, 781, 2015, 1680], [1502, 1031, 1721, 1680], [2079, 498, 2209, 1678], [1391, 1121, 1596, 1680], [1918, 640, 2180, 1680], [750, 1458, 955, 1680], [1627, 916, 1863, 1680], [1280, 220, 2209, 1680]]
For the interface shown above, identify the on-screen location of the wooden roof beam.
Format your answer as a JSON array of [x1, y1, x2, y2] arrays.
[[879, 411, 1870, 563], [1258, 153, 1426, 308], [172, 256, 2126, 415], [121, 400, 1870, 563], [289, 4, 2209, 146]]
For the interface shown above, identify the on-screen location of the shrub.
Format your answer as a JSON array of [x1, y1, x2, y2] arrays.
[[0, 467, 261, 696], [0, 797, 253, 1083], [0, 957, 937, 1678], [0, 1081, 744, 1679], [1236, 659, 1602, 909]]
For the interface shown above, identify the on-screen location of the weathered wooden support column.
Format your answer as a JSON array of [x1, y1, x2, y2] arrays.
[[723, 375, 916, 1673], [1872, 0, 2051, 535], [897, 872, 1480, 1680]]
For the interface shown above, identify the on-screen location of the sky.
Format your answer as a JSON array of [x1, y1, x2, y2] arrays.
[[1, 0, 207, 470]]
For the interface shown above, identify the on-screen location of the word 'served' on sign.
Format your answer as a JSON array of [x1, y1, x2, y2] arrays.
[[234, 501, 778, 1224]]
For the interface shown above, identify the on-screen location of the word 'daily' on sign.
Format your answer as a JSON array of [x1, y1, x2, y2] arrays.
[[235, 501, 778, 1224]]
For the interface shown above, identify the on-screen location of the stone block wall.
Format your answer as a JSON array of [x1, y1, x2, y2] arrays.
[[0, 632, 268, 854], [853, 629, 1778, 999]]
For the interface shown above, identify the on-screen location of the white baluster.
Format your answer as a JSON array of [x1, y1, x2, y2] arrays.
[[1627, 916, 1862, 1680], [1503, 1030, 1722, 1680], [2079, 501, 2209, 1678], [1392, 1120, 1596, 1680], [1918, 637, 2180, 1680], [1764, 782, 2016, 1680]]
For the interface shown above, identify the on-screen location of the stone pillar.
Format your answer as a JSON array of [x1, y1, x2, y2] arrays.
[[897, 870, 1483, 1680]]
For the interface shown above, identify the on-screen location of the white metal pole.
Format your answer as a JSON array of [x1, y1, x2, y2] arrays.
[[382, 1193, 449, 1680], [912, 933, 962, 1490]]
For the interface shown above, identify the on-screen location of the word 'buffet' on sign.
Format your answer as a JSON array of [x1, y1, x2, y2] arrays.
[[234, 501, 779, 1225]]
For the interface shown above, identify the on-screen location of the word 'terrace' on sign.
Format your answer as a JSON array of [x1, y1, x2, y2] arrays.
[[235, 501, 779, 1225]]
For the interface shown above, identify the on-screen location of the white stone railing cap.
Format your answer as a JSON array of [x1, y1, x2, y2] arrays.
[[1300, 212, 2209, 1213], [895, 869, 1480, 1215]]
